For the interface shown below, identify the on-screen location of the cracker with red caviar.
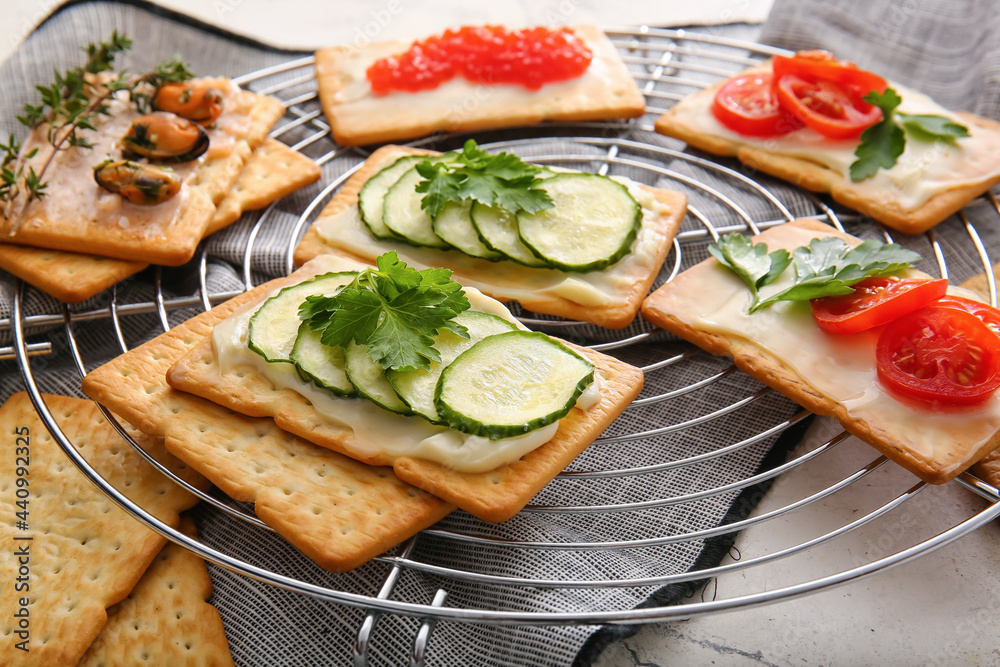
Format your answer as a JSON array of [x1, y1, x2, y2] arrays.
[[314, 25, 645, 146]]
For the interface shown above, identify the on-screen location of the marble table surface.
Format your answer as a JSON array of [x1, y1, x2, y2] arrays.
[[3, 2, 999, 665]]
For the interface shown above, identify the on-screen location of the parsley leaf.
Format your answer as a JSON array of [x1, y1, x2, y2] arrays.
[[849, 87, 969, 182], [750, 236, 921, 311], [708, 233, 790, 311], [414, 139, 554, 218], [298, 252, 471, 372]]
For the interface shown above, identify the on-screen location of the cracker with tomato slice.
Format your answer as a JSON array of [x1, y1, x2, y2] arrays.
[[0, 138, 320, 303], [150, 254, 644, 523], [314, 25, 646, 146], [641, 218, 1000, 484], [293, 144, 688, 330], [0, 77, 285, 267], [960, 265, 1000, 490], [655, 61, 1000, 235]]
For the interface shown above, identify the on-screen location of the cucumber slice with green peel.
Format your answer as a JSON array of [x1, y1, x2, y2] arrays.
[[344, 341, 411, 414], [470, 203, 550, 268], [382, 166, 451, 249], [247, 272, 357, 364], [516, 173, 641, 272], [435, 331, 595, 440], [358, 155, 425, 240], [432, 202, 504, 261], [385, 311, 517, 423], [290, 323, 355, 396]]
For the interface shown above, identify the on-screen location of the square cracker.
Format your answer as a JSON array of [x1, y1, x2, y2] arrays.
[[0, 392, 207, 666], [78, 516, 234, 667], [654, 63, 1000, 235], [959, 266, 1000, 490], [161, 255, 645, 522], [80, 293, 454, 571], [0, 139, 321, 304], [641, 218, 1000, 484], [314, 25, 646, 146], [0, 78, 285, 266], [293, 144, 688, 329]]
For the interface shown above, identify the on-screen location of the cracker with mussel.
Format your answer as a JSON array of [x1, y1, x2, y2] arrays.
[[0, 72, 284, 266]]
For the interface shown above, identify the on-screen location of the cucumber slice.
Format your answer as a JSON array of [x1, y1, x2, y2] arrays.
[[358, 155, 425, 240], [435, 331, 595, 440], [470, 203, 550, 268], [432, 202, 504, 261], [247, 272, 357, 363], [385, 311, 517, 422], [382, 166, 450, 248], [344, 341, 411, 414], [516, 173, 641, 272], [290, 323, 355, 396]]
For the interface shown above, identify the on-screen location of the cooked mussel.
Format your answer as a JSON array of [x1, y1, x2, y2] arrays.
[[122, 112, 209, 162], [94, 159, 181, 205], [152, 83, 224, 124]]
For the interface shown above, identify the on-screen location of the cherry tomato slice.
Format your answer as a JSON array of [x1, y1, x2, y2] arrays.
[[775, 74, 883, 140], [876, 304, 1000, 406], [811, 277, 948, 335], [712, 72, 803, 137], [934, 295, 1000, 338], [772, 51, 887, 97]]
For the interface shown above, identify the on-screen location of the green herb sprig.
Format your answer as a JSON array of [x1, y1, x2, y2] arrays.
[[850, 87, 970, 182], [298, 252, 471, 372], [710, 233, 921, 312], [414, 139, 554, 218], [1, 31, 194, 234]]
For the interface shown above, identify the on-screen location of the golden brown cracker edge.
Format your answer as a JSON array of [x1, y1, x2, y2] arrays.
[[293, 144, 688, 329], [0, 392, 206, 665], [960, 265, 1000, 488], [315, 25, 646, 146]]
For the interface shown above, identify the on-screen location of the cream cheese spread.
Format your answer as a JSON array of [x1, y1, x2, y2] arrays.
[[211, 255, 603, 473], [669, 80, 1000, 211]]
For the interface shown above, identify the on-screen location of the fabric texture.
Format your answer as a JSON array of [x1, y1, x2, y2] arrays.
[[1, 1, 996, 666]]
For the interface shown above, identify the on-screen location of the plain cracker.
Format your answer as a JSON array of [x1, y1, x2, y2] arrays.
[[314, 25, 646, 146], [653, 64, 1000, 235], [0, 392, 206, 665], [163, 256, 645, 522], [0, 79, 285, 266], [80, 289, 454, 571], [293, 144, 688, 329], [78, 517, 233, 667], [0, 139, 320, 303], [640, 218, 1000, 484]]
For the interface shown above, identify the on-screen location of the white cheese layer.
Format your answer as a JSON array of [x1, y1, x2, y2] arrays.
[[314, 162, 670, 308], [669, 80, 1000, 211], [656, 224, 1000, 477], [211, 255, 602, 473]]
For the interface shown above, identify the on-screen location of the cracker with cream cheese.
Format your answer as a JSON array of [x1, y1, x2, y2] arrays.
[[0, 138, 320, 303], [0, 77, 285, 266], [0, 392, 208, 665], [641, 218, 1000, 484], [314, 25, 646, 146], [293, 145, 688, 330], [80, 279, 455, 571], [160, 254, 644, 522], [654, 63, 1000, 235]]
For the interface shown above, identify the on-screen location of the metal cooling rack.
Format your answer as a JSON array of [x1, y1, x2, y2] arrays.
[[7, 26, 1000, 665]]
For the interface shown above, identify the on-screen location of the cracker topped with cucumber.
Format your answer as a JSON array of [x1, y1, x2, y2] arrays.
[[294, 141, 687, 329], [166, 252, 644, 522]]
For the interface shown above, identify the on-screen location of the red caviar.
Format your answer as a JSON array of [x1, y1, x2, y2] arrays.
[[366, 25, 593, 96]]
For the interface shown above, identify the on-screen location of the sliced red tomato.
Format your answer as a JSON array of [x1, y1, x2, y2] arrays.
[[811, 277, 948, 335], [712, 72, 803, 137], [772, 51, 887, 97], [876, 304, 1000, 406], [775, 74, 883, 140], [934, 295, 1000, 338]]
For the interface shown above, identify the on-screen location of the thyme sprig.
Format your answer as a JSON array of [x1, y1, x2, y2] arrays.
[[1, 31, 194, 234]]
